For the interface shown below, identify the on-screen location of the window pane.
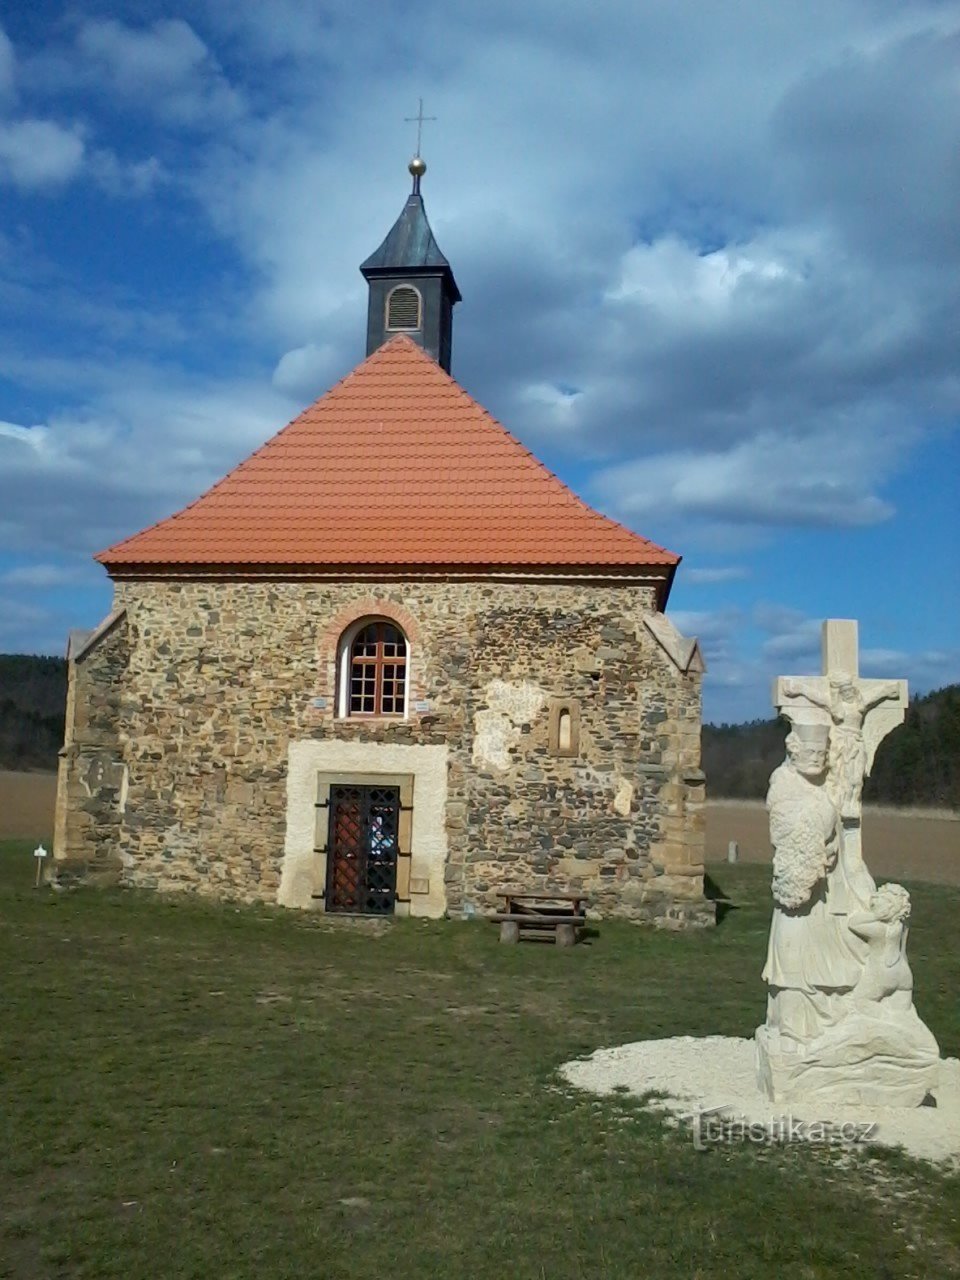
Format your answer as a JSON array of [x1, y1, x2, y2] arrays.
[[341, 618, 409, 718], [353, 625, 377, 657]]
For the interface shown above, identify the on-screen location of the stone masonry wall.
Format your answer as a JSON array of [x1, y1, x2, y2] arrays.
[[53, 617, 130, 883], [58, 577, 711, 926]]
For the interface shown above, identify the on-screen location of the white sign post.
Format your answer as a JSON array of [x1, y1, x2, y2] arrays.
[[33, 842, 48, 889]]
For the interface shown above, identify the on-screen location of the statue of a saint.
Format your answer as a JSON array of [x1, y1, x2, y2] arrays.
[[760, 723, 863, 1053], [758, 627, 941, 1105]]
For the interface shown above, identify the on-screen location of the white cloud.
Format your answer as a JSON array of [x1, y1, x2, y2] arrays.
[[0, 563, 97, 588], [608, 234, 805, 319], [78, 17, 206, 81], [754, 606, 823, 671], [89, 150, 166, 198], [861, 647, 960, 689], [669, 606, 744, 665], [0, 377, 302, 556], [519, 382, 584, 432], [0, 119, 84, 189], [592, 427, 899, 531], [761, 626, 823, 664], [694, 605, 960, 722], [73, 18, 244, 125], [272, 342, 343, 400], [0, 597, 50, 633], [0, 25, 15, 104], [0, 421, 49, 450], [139, 2, 957, 509]]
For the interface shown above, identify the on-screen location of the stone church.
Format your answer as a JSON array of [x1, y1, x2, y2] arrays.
[[53, 159, 711, 927]]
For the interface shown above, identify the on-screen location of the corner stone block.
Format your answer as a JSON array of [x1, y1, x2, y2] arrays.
[[648, 839, 702, 871], [645, 873, 706, 901]]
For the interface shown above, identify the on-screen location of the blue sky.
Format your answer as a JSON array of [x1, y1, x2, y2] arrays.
[[0, 1, 957, 723]]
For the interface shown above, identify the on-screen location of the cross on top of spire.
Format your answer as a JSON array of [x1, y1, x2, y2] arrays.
[[407, 97, 435, 190], [405, 97, 436, 157]]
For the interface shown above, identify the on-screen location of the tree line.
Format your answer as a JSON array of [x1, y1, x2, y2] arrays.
[[0, 654, 67, 771], [703, 685, 960, 809], [0, 653, 957, 808]]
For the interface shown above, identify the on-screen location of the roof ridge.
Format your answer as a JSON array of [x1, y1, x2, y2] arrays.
[[97, 334, 679, 575]]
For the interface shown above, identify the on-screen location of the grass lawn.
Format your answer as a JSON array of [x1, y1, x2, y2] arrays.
[[2, 839, 958, 1279]]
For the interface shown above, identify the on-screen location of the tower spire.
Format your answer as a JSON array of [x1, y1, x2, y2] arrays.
[[359, 122, 461, 373]]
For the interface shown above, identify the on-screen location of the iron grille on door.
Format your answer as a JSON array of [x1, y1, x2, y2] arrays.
[[326, 784, 401, 914]]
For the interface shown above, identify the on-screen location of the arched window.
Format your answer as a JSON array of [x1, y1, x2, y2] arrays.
[[337, 619, 408, 717], [386, 285, 422, 331]]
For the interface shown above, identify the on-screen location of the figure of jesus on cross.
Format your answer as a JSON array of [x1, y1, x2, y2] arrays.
[[774, 619, 907, 908]]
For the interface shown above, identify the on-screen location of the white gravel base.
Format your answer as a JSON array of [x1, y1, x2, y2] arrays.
[[560, 1036, 960, 1165]]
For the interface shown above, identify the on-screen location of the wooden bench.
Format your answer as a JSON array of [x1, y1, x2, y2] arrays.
[[491, 891, 590, 947]]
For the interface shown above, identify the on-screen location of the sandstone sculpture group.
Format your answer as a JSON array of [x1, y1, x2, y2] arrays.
[[756, 620, 942, 1107]]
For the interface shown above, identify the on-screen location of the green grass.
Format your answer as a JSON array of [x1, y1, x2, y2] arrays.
[[2, 839, 958, 1279]]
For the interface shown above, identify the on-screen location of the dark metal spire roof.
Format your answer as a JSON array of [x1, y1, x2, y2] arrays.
[[360, 185, 461, 302]]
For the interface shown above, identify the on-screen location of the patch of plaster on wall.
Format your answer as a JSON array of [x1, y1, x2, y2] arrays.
[[472, 679, 547, 772]]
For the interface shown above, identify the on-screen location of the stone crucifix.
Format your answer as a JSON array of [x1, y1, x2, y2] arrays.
[[774, 619, 907, 908], [757, 620, 941, 1107]]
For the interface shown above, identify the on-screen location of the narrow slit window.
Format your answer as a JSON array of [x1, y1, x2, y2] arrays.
[[549, 698, 580, 757]]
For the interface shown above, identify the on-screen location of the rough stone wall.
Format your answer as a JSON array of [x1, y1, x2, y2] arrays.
[[58, 577, 711, 926], [463, 596, 709, 926], [53, 618, 130, 883]]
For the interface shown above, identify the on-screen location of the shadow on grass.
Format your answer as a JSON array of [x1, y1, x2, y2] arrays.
[[704, 871, 740, 925]]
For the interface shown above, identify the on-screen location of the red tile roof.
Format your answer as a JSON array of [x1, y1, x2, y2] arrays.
[[98, 336, 679, 574]]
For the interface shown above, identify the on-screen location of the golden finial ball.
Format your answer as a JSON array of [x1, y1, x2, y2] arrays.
[[408, 155, 427, 178]]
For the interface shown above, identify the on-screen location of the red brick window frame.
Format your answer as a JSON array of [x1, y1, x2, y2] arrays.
[[337, 617, 409, 718]]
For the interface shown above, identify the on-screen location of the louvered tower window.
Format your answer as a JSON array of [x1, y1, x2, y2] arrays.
[[385, 285, 422, 331]]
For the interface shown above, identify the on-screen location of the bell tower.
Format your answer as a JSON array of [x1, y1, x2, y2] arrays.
[[359, 155, 461, 373]]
